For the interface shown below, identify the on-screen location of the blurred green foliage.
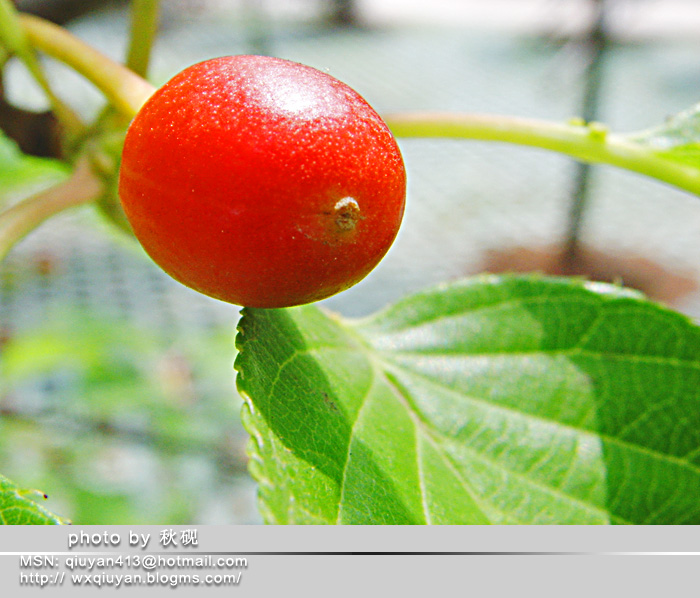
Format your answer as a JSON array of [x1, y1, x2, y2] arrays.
[[0, 309, 251, 524], [0, 130, 67, 202]]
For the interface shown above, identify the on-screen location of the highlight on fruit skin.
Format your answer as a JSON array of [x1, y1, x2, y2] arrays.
[[118, 55, 407, 308]]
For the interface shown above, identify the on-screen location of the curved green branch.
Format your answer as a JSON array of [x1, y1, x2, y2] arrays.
[[385, 112, 700, 197], [0, 0, 83, 136], [19, 14, 156, 120], [0, 157, 103, 261]]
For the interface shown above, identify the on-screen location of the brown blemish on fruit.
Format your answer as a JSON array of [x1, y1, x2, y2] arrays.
[[333, 196, 360, 232], [298, 196, 363, 244]]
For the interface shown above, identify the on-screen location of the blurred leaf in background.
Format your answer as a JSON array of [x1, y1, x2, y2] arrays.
[[0, 129, 67, 203], [0, 309, 257, 524]]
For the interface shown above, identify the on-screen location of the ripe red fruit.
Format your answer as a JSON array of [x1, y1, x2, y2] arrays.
[[118, 55, 406, 308]]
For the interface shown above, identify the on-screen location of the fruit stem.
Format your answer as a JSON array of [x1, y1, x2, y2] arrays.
[[125, 0, 160, 77], [385, 112, 700, 198], [19, 13, 156, 119], [0, 157, 103, 261]]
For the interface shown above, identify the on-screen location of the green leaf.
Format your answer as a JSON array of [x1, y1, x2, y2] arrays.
[[630, 102, 700, 168], [0, 131, 67, 200], [0, 473, 66, 524], [235, 274, 700, 524]]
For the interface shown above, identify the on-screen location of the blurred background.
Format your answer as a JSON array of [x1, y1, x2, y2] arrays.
[[1, 0, 700, 524]]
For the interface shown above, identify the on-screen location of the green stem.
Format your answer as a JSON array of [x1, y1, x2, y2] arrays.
[[385, 112, 700, 198], [0, 0, 83, 136], [19, 14, 156, 119], [0, 158, 103, 261], [125, 0, 160, 77]]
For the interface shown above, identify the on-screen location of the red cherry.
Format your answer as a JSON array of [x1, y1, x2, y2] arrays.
[[118, 55, 406, 308]]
